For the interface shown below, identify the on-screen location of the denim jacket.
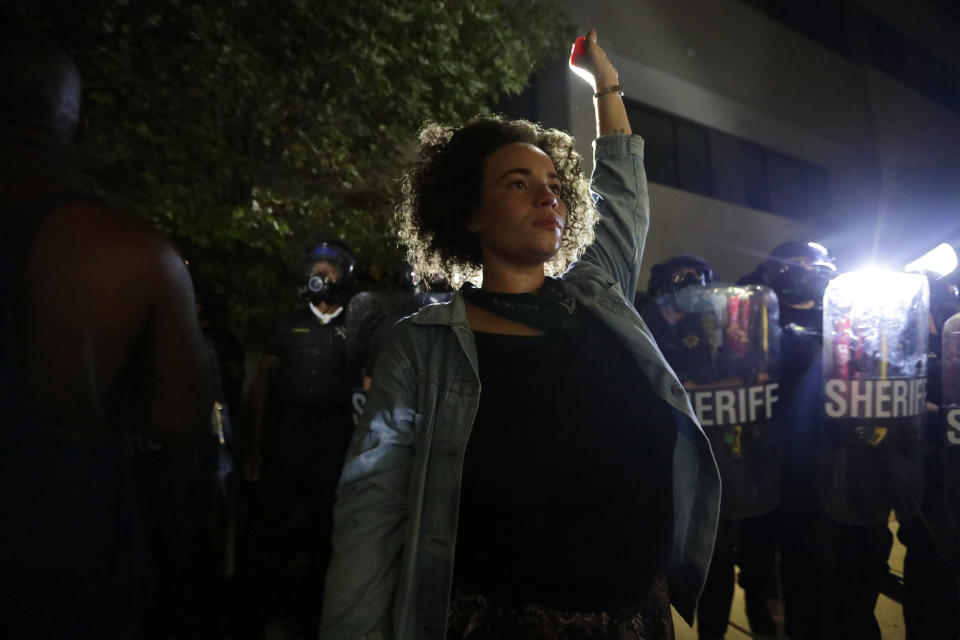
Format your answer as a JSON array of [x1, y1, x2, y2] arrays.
[[320, 135, 721, 640]]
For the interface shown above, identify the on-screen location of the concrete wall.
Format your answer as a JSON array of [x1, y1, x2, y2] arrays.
[[643, 183, 811, 284], [550, 1, 857, 286]]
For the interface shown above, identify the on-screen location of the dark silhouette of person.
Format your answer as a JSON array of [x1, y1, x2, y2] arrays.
[[0, 29, 212, 638], [897, 271, 960, 640]]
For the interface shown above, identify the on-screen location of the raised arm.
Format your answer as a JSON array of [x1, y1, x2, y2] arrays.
[[571, 29, 631, 137], [569, 30, 647, 295]]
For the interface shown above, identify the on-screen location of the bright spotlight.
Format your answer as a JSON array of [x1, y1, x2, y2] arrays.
[[905, 243, 958, 278]]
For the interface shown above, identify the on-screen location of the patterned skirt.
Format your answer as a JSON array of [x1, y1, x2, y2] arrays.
[[446, 573, 674, 640]]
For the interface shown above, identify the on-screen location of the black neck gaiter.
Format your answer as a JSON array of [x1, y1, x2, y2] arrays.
[[461, 277, 581, 340]]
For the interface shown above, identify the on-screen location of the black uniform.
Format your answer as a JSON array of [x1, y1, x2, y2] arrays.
[[640, 300, 718, 384], [237, 307, 353, 637], [644, 290, 782, 639], [897, 322, 960, 640], [778, 305, 893, 640]]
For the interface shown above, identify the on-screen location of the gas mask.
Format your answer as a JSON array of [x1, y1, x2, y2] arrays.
[[661, 269, 709, 311], [771, 263, 833, 306], [672, 271, 707, 293], [305, 273, 343, 305], [300, 242, 356, 305]]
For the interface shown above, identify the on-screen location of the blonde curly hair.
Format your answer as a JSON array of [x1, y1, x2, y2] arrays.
[[395, 115, 599, 285]]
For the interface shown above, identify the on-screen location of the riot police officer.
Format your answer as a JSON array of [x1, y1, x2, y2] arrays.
[[897, 271, 960, 640], [747, 241, 894, 640], [237, 241, 357, 638], [738, 241, 835, 326], [643, 256, 784, 640], [736, 241, 840, 636], [641, 257, 729, 640], [638, 255, 717, 384]]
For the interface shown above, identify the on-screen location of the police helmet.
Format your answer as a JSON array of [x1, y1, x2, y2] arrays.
[[767, 241, 836, 270], [764, 241, 836, 305], [647, 255, 714, 298], [302, 240, 356, 304]]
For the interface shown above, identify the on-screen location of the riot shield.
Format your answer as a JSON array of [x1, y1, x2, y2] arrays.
[[943, 312, 960, 530], [662, 284, 783, 518], [821, 272, 928, 524]]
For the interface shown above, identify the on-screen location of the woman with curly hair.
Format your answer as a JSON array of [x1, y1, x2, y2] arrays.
[[320, 29, 720, 640]]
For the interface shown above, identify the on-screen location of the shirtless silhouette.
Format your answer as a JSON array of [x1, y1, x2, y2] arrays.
[[0, 29, 212, 637]]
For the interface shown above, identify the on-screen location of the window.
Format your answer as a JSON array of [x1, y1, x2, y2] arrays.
[[740, 142, 768, 211], [627, 105, 677, 187], [626, 99, 830, 222], [709, 131, 748, 207], [676, 122, 712, 196], [767, 151, 829, 222]]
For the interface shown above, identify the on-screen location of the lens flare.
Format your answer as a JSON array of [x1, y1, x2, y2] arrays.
[[905, 243, 958, 278]]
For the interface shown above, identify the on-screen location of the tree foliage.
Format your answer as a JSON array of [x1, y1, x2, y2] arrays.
[[8, 0, 572, 338]]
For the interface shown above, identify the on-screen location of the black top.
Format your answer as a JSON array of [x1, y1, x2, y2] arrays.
[[454, 307, 676, 610]]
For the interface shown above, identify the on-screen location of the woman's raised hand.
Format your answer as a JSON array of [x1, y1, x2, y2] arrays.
[[570, 28, 630, 136], [569, 28, 619, 91]]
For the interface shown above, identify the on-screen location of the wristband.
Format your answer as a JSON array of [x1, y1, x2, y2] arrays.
[[593, 84, 623, 99]]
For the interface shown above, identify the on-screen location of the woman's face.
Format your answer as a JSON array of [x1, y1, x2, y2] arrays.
[[466, 142, 567, 268]]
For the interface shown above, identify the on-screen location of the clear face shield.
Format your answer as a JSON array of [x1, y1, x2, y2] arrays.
[[769, 258, 837, 306], [659, 266, 712, 311]]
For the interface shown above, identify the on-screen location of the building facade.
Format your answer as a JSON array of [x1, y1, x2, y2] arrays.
[[506, 0, 960, 285]]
